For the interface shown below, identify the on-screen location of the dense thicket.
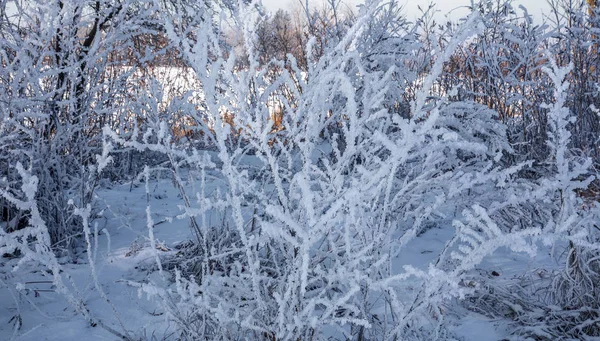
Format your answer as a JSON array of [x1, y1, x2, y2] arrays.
[[1, 0, 600, 340]]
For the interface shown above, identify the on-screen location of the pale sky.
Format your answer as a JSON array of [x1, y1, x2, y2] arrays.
[[261, 0, 552, 23]]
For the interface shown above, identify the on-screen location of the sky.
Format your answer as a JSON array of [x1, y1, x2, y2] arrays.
[[261, 0, 552, 23]]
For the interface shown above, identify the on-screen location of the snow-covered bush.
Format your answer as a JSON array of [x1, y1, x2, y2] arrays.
[[460, 58, 600, 341], [0, 0, 167, 253], [97, 2, 572, 339]]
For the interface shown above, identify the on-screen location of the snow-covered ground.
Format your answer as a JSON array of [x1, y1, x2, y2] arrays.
[[0, 179, 185, 340], [0, 172, 559, 340]]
